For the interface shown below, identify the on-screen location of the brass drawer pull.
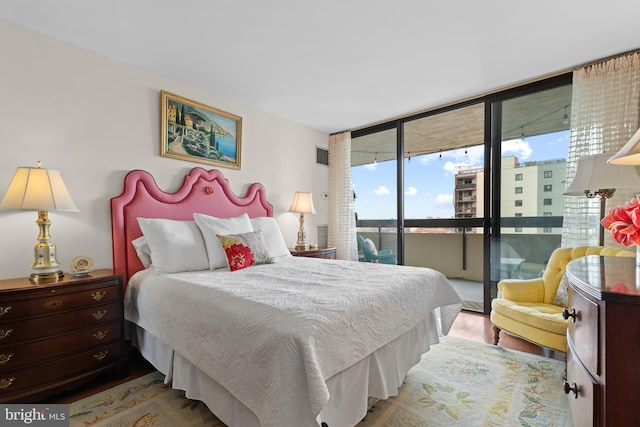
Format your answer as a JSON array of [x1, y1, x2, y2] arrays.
[[0, 353, 14, 365], [0, 329, 13, 341], [0, 306, 11, 317], [0, 377, 15, 390], [93, 351, 108, 361], [93, 330, 108, 340], [563, 380, 578, 398], [92, 310, 107, 320], [562, 307, 577, 323], [91, 291, 106, 301]]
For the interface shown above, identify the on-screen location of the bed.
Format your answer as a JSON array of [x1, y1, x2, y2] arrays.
[[111, 167, 463, 427]]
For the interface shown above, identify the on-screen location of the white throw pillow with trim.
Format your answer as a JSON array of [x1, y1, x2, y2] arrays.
[[194, 213, 254, 269], [250, 217, 291, 258]]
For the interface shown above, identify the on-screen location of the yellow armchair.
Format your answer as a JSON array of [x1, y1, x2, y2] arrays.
[[490, 245, 635, 352]]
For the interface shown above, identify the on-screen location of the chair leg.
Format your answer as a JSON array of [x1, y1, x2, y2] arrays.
[[492, 325, 501, 345]]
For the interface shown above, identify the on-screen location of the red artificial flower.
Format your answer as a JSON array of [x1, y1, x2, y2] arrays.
[[601, 197, 640, 246]]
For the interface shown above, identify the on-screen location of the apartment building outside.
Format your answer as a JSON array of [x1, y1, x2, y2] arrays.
[[454, 156, 567, 234]]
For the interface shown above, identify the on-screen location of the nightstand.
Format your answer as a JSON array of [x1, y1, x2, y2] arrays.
[[0, 269, 128, 403], [289, 247, 337, 259]]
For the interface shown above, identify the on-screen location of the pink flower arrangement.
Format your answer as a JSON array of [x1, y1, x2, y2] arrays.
[[601, 197, 640, 246]]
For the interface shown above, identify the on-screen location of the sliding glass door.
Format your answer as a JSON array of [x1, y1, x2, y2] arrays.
[[402, 104, 486, 312], [351, 74, 572, 314], [492, 85, 571, 298], [351, 127, 398, 260]]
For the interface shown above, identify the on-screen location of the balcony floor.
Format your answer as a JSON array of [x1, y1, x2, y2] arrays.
[[449, 278, 483, 312]]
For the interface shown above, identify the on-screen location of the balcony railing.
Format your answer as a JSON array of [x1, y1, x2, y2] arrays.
[[356, 215, 563, 283]]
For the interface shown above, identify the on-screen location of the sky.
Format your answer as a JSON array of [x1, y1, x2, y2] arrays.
[[352, 130, 570, 219]]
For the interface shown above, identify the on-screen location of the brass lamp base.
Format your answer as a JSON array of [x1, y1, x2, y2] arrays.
[[30, 269, 64, 283], [294, 212, 309, 252], [29, 210, 65, 283]]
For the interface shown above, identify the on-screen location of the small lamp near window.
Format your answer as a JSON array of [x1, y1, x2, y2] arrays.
[[0, 162, 79, 282], [289, 191, 316, 251], [564, 153, 640, 245]]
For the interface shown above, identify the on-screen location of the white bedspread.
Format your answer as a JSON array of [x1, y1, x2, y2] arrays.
[[124, 257, 462, 427]]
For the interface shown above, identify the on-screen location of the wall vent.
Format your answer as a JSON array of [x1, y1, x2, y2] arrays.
[[316, 147, 329, 166]]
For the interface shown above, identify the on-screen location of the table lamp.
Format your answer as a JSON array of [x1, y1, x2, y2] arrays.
[[289, 191, 316, 250], [564, 153, 640, 245], [0, 162, 79, 282]]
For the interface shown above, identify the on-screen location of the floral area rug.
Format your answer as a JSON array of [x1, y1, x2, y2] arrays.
[[69, 337, 570, 427]]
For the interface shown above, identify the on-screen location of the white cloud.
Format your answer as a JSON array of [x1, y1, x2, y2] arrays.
[[373, 185, 390, 196], [438, 146, 484, 175], [405, 186, 418, 196], [363, 163, 377, 170], [435, 193, 453, 206], [502, 138, 533, 160], [418, 154, 435, 166]]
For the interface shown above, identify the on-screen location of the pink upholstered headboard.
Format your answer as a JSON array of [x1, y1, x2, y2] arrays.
[[111, 168, 273, 285]]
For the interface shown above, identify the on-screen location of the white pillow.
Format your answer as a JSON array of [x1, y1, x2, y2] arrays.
[[131, 236, 152, 268], [250, 217, 291, 258], [364, 238, 378, 255], [193, 213, 254, 269], [137, 218, 209, 273]]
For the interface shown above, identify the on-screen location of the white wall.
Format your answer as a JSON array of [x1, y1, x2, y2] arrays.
[[0, 21, 329, 280]]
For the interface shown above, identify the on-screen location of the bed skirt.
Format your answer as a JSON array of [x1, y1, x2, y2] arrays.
[[127, 311, 441, 427]]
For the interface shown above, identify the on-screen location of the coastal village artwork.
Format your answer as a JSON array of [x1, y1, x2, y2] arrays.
[[160, 91, 242, 169]]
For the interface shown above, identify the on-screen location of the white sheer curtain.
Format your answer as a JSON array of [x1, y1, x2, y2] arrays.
[[562, 51, 640, 247], [328, 131, 358, 260]]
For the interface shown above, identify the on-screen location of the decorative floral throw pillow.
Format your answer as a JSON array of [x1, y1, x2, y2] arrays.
[[216, 230, 274, 271], [553, 273, 570, 307]]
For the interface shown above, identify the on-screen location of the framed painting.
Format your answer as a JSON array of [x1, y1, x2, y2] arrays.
[[160, 91, 242, 169]]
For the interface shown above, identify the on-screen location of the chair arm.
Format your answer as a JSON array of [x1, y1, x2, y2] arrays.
[[373, 252, 396, 264], [497, 278, 545, 303]]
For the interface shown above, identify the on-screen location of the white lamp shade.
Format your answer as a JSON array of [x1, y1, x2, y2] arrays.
[[0, 166, 79, 211], [289, 191, 316, 214], [564, 153, 640, 195], [608, 126, 640, 165]]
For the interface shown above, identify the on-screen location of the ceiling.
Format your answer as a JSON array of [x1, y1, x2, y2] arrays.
[[1, 1, 639, 134]]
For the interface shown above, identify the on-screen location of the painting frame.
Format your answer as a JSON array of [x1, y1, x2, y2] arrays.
[[160, 90, 242, 170]]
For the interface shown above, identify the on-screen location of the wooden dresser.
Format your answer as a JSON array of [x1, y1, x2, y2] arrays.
[[564, 255, 640, 426], [0, 269, 128, 403]]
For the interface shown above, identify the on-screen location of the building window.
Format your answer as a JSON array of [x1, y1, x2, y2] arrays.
[[544, 198, 552, 205], [515, 187, 523, 194], [515, 227, 522, 232], [543, 227, 552, 233], [515, 213, 522, 217], [515, 200, 523, 207], [544, 184, 552, 192], [515, 173, 523, 181], [543, 212, 552, 216], [544, 171, 553, 178]]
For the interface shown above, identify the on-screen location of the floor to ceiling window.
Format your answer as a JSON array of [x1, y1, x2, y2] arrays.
[[351, 74, 572, 313]]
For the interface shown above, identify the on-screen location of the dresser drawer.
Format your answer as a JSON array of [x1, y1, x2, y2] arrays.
[[0, 321, 122, 371], [566, 346, 598, 427], [0, 341, 124, 400], [0, 302, 122, 345], [568, 286, 599, 376], [0, 282, 119, 321]]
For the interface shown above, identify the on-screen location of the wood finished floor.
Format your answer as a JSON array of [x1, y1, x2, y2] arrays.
[[46, 311, 562, 404]]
